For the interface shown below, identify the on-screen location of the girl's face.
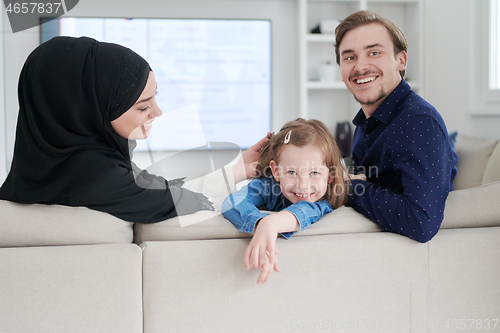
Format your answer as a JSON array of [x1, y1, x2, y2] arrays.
[[270, 144, 333, 204], [111, 71, 162, 140]]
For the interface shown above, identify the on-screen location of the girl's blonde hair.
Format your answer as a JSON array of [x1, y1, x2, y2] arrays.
[[256, 118, 347, 209]]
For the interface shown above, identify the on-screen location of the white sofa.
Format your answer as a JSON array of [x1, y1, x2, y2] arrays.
[[1, 133, 500, 333]]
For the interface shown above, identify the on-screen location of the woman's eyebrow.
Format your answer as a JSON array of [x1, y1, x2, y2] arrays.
[[134, 96, 153, 105], [134, 84, 158, 105]]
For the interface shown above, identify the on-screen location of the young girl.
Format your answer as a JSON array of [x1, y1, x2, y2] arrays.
[[222, 118, 347, 284]]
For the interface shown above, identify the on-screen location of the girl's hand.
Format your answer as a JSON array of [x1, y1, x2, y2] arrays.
[[243, 215, 279, 272], [256, 249, 280, 285], [233, 133, 272, 183], [243, 211, 298, 284]]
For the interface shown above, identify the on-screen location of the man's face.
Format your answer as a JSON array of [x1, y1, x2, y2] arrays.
[[338, 23, 407, 116]]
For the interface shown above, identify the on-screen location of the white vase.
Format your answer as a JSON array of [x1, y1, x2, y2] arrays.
[[318, 61, 338, 82]]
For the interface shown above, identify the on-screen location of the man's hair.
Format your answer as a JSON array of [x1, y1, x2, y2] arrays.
[[256, 118, 347, 209], [334, 10, 408, 79]]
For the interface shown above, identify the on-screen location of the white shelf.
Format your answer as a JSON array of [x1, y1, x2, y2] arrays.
[[306, 34, 336, 43], [368, 0, 419, 3], [308, 0, 359, 2]]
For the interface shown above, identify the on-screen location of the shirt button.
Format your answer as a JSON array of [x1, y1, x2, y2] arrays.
[[365, 133, 370, 138]]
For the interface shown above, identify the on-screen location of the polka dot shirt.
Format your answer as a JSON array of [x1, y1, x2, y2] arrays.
[[348, 80, 459, 243]]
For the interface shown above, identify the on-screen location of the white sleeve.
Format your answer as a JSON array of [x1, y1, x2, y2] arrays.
[[181, 166, 238, 210]]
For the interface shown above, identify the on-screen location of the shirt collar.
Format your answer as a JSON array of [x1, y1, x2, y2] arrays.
[[352, 79, 411, 126]]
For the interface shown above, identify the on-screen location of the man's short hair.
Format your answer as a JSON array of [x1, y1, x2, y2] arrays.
[[334, 10, 408, 79]]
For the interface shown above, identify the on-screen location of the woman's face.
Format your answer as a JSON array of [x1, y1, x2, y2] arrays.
[[111, 71, 162, 140]]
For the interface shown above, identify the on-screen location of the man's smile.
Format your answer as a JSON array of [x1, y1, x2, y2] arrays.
[[350, 72, 381, 86], [355, 76, 377, 84]]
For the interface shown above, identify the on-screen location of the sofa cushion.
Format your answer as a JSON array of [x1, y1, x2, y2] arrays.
[[141, 234, 428, 332], [0, 244, 143, 333], [0, 200, 133, 247], [482, 141, 500, 185], [134, 211, 246, 243], [441, 181, 500, 229], [428, 227, 500, 325], [454, 134, 499, 190]]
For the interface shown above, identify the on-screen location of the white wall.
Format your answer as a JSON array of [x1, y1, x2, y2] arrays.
[[0, 0, 300, 179], [424, 0, 500, 141], [0, 9, 6, 181]]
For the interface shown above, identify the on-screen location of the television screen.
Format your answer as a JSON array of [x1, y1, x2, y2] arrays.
[[40, 17, 271, 151]]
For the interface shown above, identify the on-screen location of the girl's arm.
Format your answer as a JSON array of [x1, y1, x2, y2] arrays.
[[222, 178, 335, 284], [243, 210, 299, 275], [222, 178, 283, 284], [244, 200, 333, 277], [221, 179, 271, 234], [280, 200, 333, 238]]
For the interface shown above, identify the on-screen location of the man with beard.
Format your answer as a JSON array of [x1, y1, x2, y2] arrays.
[[335, 11, 458, 243]]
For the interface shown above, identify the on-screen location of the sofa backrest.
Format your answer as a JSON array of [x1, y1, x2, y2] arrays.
[[0, 200, 134, 247], [482, 140, 500, 185], [454, 134, 499, 190]]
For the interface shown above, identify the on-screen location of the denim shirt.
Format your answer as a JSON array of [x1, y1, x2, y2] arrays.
[[348, 80, 459, 243], [221, 177, 333, 239]]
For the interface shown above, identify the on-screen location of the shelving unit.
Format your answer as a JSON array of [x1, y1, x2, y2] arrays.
[[298, 0, 423, 134]]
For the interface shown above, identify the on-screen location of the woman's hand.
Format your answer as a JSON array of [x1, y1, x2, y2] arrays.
[[233, 133, 272, 184]]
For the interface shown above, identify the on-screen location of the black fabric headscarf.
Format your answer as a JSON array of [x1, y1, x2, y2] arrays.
[[0, 36, 212, 222]]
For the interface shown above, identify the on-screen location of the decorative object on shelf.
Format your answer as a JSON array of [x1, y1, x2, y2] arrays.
[[310, 19, 342, 34], [318, 61, 338, 82], [335, 121, 352, 158]]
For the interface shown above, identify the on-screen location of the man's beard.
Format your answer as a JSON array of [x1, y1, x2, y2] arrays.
[[353, 86, 387, 106]]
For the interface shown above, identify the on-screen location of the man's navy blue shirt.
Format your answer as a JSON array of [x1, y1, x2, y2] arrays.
[[349, 80, 458, 243]]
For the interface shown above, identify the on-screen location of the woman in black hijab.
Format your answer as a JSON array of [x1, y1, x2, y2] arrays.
[[0, 36, 265, 223]]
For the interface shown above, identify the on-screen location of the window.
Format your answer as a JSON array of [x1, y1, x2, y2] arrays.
[[469, 0, 500, 114], [491, 0, 500, 89], [486, 0, 500, 100], [41, 17, 272, 151]]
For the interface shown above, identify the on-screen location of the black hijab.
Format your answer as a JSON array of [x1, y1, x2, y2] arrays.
[[0, 36, 211, 222]]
